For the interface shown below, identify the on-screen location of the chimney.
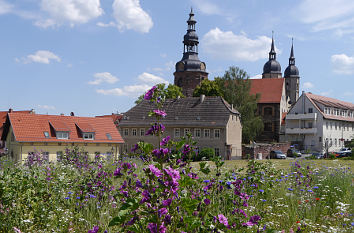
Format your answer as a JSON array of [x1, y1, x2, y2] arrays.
[[70, 112, 75, 116], [8, 108, 13, 113], [30, 109, 35, 114], [60, 113, 64, 116], [200, 94, 205, 103]]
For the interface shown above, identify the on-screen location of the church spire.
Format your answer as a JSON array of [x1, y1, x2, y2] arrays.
[[289, 38, 295, 65], [269, 31, 276, 60]]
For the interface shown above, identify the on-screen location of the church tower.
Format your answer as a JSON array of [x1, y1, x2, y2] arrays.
[[262, 33, 282, 79], [174, 8, 208, 97], [284, 39, 300, 105]]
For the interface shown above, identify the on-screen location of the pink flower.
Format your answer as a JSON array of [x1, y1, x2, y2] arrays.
[[218, 214, 229, 227], [149, 164, 162, 177], [153, 109, 167, 117], [144, 86, 157, 100]]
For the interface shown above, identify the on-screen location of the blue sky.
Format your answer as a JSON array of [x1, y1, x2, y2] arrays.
[[0, 0, 353, 116]]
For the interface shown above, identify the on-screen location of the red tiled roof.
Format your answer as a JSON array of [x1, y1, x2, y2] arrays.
[[249, 78, 285, 103], [49, 120, 70, 131], [96, 114, 123, 125], [6, 113, 124, 143], [306, 93, 354, 122], [0, 110, 32, 138], [75, 122, 95, 132]]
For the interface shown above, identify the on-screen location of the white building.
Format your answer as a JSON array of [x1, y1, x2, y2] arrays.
[[284, 92, 354, 152]]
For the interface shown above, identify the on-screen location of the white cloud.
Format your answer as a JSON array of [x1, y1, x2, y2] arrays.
[[112, 0, 153, 33], [296, 0, 354, 33], [138, 72, 168, 84], [38, 104, 55, 110], [97, 84, 151, 97], [202, 28, 276, 62], [191, 0, 222, 15], [38, 0, 103, 27], [89, 72, 119, 85], [18, 50, 61, 64], [250, 74, 262, 79], [96, 21, 115, 28], [0, 0, 13, 15], [302, 82, 314, 89], [331, 54, 354, 74]]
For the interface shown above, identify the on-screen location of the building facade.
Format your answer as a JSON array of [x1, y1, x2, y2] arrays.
[[284, 92, 354, 152], [119, 96, 242, 160], [1, 113, 124, 162], [174, 9, 208, 97]]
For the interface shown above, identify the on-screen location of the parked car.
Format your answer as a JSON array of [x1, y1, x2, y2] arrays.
[[312, 152, 324, 159], [287, 148, 302, 157], [270, 150, 286, 159], [336, 148, 352, 158]]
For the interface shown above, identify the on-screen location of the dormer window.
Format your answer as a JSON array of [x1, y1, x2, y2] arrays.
[[44, 131, 50, 138], [83, 133, 95, 140], [57, 131, 69, 139]]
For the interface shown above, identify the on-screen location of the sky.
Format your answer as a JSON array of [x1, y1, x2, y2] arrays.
[[0, 0, 354, 116]]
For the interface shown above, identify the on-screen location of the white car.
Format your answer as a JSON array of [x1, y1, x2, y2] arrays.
[[270, 150, 287, 159]]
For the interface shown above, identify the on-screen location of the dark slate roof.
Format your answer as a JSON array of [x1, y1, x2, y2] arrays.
[[119, 96, 240, 127]]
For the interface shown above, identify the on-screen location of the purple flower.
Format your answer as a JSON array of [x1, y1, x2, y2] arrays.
[[146, 123, 165, 135], [149, 164, 162, 177], [131, 144, 139, 152], [144, 86, 157, 100], [113, 167, 122, 176], [153, 109, 167, 117], [242, 215, 261, 227], [147, 223, 157, 233], [162, 198, 172, 206], [164, 167, 180, 181], [88, 226, 99, 233], [158, 208, 168, 217], [259, 189, 264, 193], [288, 188, 293, 191], [160, 136, 170, 146], [182, 144, 191, 155], [204, 198, 211, 205], [217, 214, 229, 227]]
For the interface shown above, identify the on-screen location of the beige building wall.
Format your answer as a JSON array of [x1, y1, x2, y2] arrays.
[[6, 126, 120, 163], [226, 115, 242, 158]]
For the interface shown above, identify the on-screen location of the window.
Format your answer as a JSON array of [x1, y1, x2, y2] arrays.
[[335, 123, 337, 130], [214, 129, 220, 139], [204, 129, 210, 138], [264, 107, 273, 116], [56, 131, 69, 139], [44, 131, 50, 138], [123, 128, 129, 136], [42, 152, 49, 162], [123, 144, 128, 153], [174, 128, 180, 137], [319, 137, 322, 142], [264, 123, 273, 132], [195, 128, 201, 138], [184, 128, 190, 136], [308, 122, 313, 128], [335, 139, 337, 146], [326, 122, 328, 130], [132, 128, 137, 136], [308, 108, 313, 113], [214, 148, 220, 157], [56, 151, 63, 162], [106, 133, 112, 140], [140, 128, 145, 136], [11, 132, 15, 142], [83, 133, 94, 140]]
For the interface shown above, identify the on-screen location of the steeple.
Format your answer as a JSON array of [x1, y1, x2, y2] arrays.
[[284, 38, 300, 106], [289, 38, 295, 65], [174, 9, 208, 97], [269, 31, 276, 60], [262, 31, 281, 78]]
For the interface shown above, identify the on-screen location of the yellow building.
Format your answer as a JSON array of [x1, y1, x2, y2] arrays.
[[1, 112, 124, 162]]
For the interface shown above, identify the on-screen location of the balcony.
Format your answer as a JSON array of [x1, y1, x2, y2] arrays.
[[285, 127, 317, 134], [286, 113, 317, 120]]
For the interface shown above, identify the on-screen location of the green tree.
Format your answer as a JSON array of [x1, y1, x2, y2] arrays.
[[216, 66, 263, 143], [193, 79, 222, 97], [135, 84, 184, 104]]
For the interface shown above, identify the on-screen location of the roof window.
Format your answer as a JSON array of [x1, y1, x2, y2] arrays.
[[44, 131, 50, 138], [106, 133, 112, 140]]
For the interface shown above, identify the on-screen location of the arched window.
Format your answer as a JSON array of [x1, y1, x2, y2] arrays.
[[264, 107, 273, 116]]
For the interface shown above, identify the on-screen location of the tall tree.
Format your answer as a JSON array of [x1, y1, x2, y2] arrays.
[[135, 84, 184, 104], [217, 66, 263, 143], [193, 79, 222, 97]]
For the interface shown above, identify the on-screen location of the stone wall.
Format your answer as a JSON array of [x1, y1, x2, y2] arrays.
[[242, 142, 291, 159]]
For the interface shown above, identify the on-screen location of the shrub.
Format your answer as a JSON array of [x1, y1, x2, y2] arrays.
[[196, 147, 215, 161]]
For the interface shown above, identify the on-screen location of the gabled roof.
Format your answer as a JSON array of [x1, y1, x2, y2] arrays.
[[96, 114, 123, 125], [75, 122, 95, 132], [305, 92, 354, 122], [0, 110, 32, 139], [249, 78, 285, 103], [2, 113, 124, 143], [119, 96, 240, 127]]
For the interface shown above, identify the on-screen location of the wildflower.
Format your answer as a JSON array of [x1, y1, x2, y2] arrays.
[[313, 186, 319, 189], [131, 144, 139, 152], [259, 189, 264, 193], [149, 164, 162, 177], [147, 223, 157, 233], [288, 188, 293, 191], [144, 86, 157, 100], [182, 144, 191, 155], [217, 214, 229, 227], [160, 136, 170, 146], [162, 199, 172, 207], [65, 196, 70, 200], [315, 197, 320, 201], [204, 198, 211, 205], [242, 215, 261, 226], [153, 109, 167, 117], [307, 190, 313, 192], [203, 180, 210, 183], [158, 208, 168, 217], [88, 226, 99, 233]]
